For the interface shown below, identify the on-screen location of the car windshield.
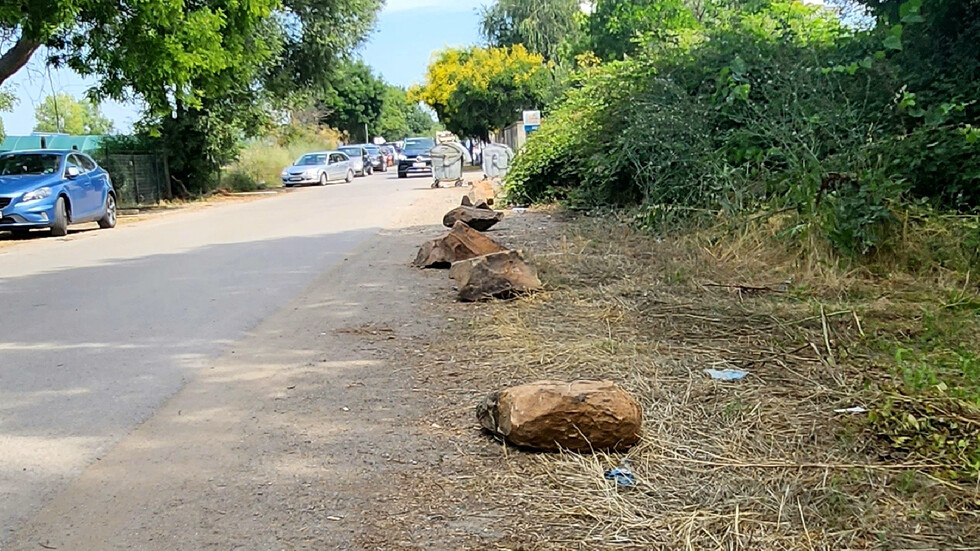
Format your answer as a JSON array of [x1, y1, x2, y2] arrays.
[[295, 154, 327, 166], [404, 138, 434, 149], [339, 147, 361, 157], [0, 153, 61, 176], [404, 144, 431, 155]]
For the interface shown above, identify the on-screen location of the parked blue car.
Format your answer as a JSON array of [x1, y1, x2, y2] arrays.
[[0, 150, 116, 237]]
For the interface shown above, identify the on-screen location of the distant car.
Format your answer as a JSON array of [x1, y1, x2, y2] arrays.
[[362, 144, 387, 172], [397, 137, 436, 179], [280, 151, 354, 187], [338, 146, 372, 176], [0, 150, 116, 237]]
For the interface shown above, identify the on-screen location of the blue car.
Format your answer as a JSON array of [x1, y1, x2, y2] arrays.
[[0, 150, 116, 237]]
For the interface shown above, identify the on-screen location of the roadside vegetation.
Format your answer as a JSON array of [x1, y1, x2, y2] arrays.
[[407, 0, 980, 546]]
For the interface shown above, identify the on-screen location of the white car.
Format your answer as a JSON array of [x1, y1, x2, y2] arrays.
[[281, 151, 355, 187]]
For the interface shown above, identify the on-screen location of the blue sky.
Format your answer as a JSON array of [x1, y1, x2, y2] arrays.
[[0, 0, 486, 136]]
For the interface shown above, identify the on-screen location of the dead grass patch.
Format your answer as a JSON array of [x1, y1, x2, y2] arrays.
[[408, 209, 980, 550]]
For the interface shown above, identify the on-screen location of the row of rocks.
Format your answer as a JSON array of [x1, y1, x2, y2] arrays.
[[413, 185, 642, 453], [415, 195, 541, 302]]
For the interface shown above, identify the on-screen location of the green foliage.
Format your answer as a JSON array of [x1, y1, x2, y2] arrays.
[[225, 125, 341, 190], [508, 0, 980, 258], [411, 45, 552, 139], [316, 60, 386, 141], [588, 0, 699, 61], [34, 93, 114, 135], [480, 0, 583, 62], [375, 86, 436, 141]]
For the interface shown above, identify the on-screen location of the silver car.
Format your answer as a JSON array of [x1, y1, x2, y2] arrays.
[[338, 146, 371, 177], [281, 151, 355, 187]]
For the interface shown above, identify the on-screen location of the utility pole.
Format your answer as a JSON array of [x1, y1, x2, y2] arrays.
[[364, 122, 369, 144]]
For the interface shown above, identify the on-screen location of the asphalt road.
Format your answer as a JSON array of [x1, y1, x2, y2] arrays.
[[0, 169, 437, 542]]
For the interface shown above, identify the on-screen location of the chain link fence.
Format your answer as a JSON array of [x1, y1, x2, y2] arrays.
[[99, 152, 172, 207]]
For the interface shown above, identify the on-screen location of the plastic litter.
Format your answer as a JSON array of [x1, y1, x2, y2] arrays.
[[703, 368, 749, 381], [512, 207, 527, 214], [834, 406, 868, 414], [603, 459, 636, 487]]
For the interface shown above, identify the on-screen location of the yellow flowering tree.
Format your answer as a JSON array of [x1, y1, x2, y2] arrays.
[[409, 45, 551, 139]]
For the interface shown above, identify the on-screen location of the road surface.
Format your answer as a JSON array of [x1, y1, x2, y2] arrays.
[[0, 170, 449, 544]]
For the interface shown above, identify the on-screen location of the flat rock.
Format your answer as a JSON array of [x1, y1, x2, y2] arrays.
[[460, 196, 492, 210], [448, 250, 541, 301], [442, 205, 503, 231], [476, 380, 643, 452], [413, 222, 507, 269]]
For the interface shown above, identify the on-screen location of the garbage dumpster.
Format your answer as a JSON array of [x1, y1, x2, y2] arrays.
[[429, 142, 472, 188], [482, 143, 514, 180]]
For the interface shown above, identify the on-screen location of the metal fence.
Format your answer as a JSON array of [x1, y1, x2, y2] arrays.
[[493, 122, 527, 153], [100, 153, 171, 207]]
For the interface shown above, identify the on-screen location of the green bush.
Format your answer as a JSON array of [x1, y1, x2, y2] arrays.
[[506, 1, 980, 258], [223, 125, 341, 190]]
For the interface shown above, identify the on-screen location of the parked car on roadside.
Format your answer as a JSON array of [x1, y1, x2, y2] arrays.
[[280, 151, 354, 187], [0, 150, 116, 237], [362, 144, 387, 172], [338, 146, 371, 176], [397, 137, 436, 179]]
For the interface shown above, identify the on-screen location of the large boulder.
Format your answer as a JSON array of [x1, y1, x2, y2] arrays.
[[449, 250, 542, 301], [413, 221, 507, 269], [443, 205, 503, 231], [476, 380, 643, 452]]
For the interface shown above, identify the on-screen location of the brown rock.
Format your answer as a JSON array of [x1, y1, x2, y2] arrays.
[[460, 195, 491, 210], [476, 380, 643, 452], [442, 205, 503, 231], [468, 179, 496, 206], [413, 222, 507, 269], [449, 250, 542, 301]]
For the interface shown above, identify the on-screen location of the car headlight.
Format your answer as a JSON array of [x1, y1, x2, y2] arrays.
[[22, 187, 52, 202], [398, 154, 406, 161], [280, 169, 288, 177]]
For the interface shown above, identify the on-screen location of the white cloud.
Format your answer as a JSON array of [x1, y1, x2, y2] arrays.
[[382, 0, 485, 13]]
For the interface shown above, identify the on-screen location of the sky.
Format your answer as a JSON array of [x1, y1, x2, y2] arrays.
[[0, 0, 486, 136]]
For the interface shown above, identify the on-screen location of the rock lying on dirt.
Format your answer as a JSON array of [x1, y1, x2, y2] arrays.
[[476, 380, 643, 452], [448, 250, 541, 301], [468, 179, 496, 206], [460, 196, 492, 210], [442, 205, 503, 231], [413, 221, 507, 269]]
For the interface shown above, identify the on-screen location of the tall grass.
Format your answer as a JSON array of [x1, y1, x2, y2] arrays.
[[224, 126, 342, 191]]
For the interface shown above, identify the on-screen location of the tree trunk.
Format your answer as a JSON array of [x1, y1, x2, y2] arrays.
[[0, 34, 43, 87]]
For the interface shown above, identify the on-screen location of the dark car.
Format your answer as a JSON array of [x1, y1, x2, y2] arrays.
[[362, 144, 387, 172], [397, 137, 436, 179]]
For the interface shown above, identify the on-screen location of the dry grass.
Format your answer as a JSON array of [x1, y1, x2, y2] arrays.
[[406, 208, 980, 550]]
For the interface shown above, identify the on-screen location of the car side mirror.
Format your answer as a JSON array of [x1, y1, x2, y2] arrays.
[[66, 166, 80, 178]]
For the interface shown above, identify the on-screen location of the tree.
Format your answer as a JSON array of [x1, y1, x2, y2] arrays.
[[316, 60, 386, 141], [480, 0, 584, 62], [410, 45, 552, 140], [375, 86, 436, 140], [588, 0, 699, 60], [34, 93, 114, 134]]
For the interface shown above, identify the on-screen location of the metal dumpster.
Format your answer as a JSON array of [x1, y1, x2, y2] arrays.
[[482, 143, 514, 179], [429, 142, 472, 188]]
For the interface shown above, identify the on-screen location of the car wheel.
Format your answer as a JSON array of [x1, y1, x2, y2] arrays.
[[319, 172, 328, 186], [50, 196, 68, 237], [398, 172, 407, 179], [346, 170, 354, 183], [366, 165, 373, 176], [97, 194, 117, 229]]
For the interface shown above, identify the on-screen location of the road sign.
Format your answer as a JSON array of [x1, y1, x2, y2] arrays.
[[522, 110, 541, 126]]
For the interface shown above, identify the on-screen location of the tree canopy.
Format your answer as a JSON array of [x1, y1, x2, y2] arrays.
[[34, 93, 114, 135], [410, 45, 551, 139], [480, 0, 583, 62]]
